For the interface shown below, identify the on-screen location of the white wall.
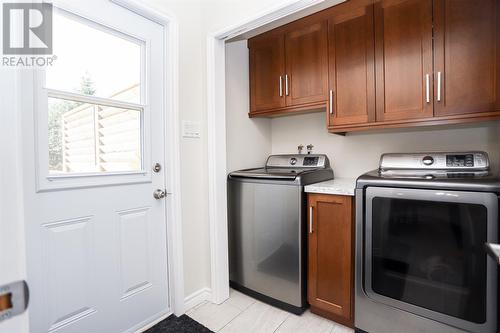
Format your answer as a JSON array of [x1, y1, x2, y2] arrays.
[[142, 0, 212, 298], [140, 0, 288, 299], [271, 112, 500, 177], [225, 40, 271, 172]]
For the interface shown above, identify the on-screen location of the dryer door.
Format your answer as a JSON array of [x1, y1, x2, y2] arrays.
[[364, 187, 498, 333]]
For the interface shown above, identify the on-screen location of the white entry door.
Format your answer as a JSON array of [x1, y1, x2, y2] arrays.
[[21, 1, 170, 332]]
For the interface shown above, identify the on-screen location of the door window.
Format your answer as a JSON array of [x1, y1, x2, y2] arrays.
[[45, 9, 144, 175]]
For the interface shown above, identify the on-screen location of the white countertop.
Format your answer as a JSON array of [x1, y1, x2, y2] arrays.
[[305, 178, 357, 196]]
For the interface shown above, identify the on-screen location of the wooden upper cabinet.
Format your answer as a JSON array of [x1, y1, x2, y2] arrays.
[[374, 0, 434, 122], [249, 18, 328, 116], [249, 34, 286, 113], [327, 0, 376, 127], [285, 20, 329, 107], [308, 194, 354, 327], [433, 0, 500, 117], [249, 0, 500, 130]]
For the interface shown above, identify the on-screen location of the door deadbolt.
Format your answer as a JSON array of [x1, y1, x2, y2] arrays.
[[154, 189, 167, 200], [153, 163, 162, 173]]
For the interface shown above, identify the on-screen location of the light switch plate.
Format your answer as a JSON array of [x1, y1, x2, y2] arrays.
[[182, 120, 201, 138]]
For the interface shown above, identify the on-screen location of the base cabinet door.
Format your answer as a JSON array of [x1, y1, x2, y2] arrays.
[[433, 0, 500, 117], [327, 0, 376, 128], [308, 194, 354, 327]]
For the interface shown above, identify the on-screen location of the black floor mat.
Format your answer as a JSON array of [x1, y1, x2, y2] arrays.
[[145, 315, 213, 333]]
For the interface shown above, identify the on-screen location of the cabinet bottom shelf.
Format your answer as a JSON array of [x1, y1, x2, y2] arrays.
[[249, 101, 327, 118], [328, 111, 500, 134]]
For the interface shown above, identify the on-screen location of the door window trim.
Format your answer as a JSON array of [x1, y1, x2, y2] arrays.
[[364, 186, 498, 333]]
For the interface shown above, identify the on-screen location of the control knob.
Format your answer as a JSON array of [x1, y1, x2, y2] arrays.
[[422, 156, 434, 166]]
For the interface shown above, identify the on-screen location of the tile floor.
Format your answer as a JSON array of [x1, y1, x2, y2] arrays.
[[186, 289, 354, 333]]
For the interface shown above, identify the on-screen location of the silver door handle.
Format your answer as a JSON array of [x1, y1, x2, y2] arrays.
[[425, 74, 430, 103], [309, 206, 313, 233], [437, 71, 442, 102], [279, 76, 283, 97], [329, 90, 334, 115], [285, 74, 289, 96], [486, 243, 500, 265], [153, 189, 166, 200]]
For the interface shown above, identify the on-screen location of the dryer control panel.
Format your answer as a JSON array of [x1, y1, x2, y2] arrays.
[[379, 151, 490, 171]]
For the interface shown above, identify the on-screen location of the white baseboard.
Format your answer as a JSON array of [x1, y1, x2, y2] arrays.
[[131, 311, 171, 333], [184, 287, 212, 313]]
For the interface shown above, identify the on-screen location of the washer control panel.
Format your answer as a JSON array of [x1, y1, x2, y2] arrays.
[[266, 154, 329, 169], [380, 151, 489, 171]]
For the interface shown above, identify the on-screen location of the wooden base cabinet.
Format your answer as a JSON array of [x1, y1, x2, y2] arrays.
[[307, 194, 354, 327]]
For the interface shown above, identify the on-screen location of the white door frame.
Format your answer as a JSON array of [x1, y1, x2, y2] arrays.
[[109, 0, 185, 317], [206, 0, 345, 304], [0, 67, 29, 333]]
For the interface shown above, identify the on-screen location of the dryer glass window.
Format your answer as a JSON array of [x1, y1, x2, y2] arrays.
[[371, 198, 487, 323]]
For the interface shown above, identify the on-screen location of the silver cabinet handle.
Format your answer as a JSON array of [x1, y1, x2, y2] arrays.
[[486, 243, 500, 265], [329, 90, 334, 115], [425, 74, 430, 103], [279, 76, 283, 97], [437, 71, 442, 102], [285, 74, 289, 96], [309, 206, 313, 233]]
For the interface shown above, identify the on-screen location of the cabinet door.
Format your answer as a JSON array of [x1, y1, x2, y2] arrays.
[[328, 0, 376, 127], [249, 34, 286, 113], [434, 0, 500, 117], [308, 194, 353, 327], [285, 20, 329, 107], [374, 0, 433, 122]]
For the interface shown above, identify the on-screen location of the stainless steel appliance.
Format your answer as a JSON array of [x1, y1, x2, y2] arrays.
[[355, 152, 500, 333], [228, 154, 333, 314]]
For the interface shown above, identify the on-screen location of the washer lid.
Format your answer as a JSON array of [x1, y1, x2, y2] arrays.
[[229, 168, 308, 180]]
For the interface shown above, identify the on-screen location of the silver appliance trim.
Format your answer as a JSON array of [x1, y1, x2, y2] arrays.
[[228, 171, 298, 180], [379, 169, 490, 178], [364, 187, 498, 333]]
